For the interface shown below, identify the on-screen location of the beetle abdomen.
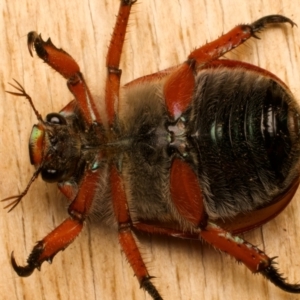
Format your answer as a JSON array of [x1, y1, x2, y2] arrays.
[[190, 67, 300, 218]]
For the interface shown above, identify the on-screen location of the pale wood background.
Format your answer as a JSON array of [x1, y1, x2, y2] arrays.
[[0, 1, 300, 299]]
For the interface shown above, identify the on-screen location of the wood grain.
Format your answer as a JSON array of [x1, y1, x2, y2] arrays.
[[0, 1, 300, 299]]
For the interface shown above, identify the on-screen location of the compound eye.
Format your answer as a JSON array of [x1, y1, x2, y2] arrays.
[[41, 168, 64, 182], [46, 113, 67, 125]]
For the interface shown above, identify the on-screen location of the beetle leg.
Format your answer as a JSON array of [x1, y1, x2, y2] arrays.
[[11, 218, 83, 276], [199, 223, 300, 293], [110, 165, 163, 300], [188, 15, 295, 67], [27, 32, 101, 125], [11, 169, 102, 276], [58, 181, 78, 202], [134, 222, 300, 293], [164, 15, 295, 119], [170, 158, 207, 227], [105, 0, 136, 126]]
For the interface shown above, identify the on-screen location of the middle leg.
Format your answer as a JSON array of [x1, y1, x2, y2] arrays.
[[110, 164, 163, 300]]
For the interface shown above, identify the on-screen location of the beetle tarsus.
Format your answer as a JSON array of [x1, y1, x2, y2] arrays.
[[11, 240, 46, 277], [27, 32, 63, 63], [250, 15, 296, 33], [11, 252, 36, 277], [261, 260, 300, 293], [142, 278, 163, 300], [27, 32, 50, 61], [27, 31, 39, 57]]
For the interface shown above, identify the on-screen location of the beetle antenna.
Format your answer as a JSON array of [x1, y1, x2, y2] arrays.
[[1, 167, 41, 212], [6, 79, 44, 123]]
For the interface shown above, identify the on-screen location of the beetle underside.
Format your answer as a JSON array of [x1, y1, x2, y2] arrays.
[[3, 1, 300, 299]]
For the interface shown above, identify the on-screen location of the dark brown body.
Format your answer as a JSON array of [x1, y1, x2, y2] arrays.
[[116, 64, 300, 226]]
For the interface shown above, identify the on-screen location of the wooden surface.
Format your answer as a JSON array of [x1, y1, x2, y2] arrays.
[[1, 1, 300, 299]]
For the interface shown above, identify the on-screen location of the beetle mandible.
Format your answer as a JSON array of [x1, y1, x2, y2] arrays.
[[3, 1, 300, 299]]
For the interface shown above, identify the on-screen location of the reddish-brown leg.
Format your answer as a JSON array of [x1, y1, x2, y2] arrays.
[[134, 221, 300, 293], [11, 168, 103, 276], [105, 0, 136, 126], [11, 219, 83, 276], [103, 3, 163, 297], [110, 165, 162, 300], [106, 2, 162, 298], [27, 32, 101, 125], [164, 15, 295, 119]]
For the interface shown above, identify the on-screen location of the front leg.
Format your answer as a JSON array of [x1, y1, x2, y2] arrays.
[[11, 169, 101, 276], [11, 218, 83, 276], [27, 32, 101, 125]]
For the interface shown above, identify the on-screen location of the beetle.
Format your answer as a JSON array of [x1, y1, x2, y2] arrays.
[[2, 0, 300, 299]]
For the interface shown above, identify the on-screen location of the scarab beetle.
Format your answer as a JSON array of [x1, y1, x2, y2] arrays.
[[3, 1, 300, 299]]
